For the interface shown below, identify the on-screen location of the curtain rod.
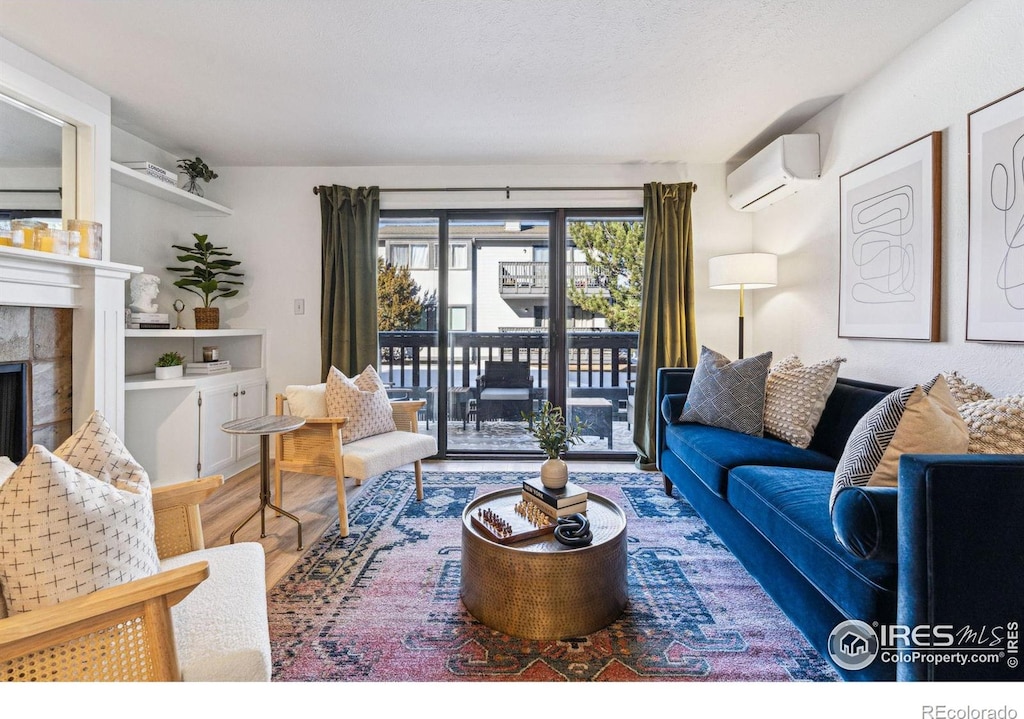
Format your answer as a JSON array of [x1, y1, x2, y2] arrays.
[[0, 188, 62, 194], [313, 184, 696, 198]]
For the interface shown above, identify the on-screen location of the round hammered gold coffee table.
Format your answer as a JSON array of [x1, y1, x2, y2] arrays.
[[460, 487, 628, 640]]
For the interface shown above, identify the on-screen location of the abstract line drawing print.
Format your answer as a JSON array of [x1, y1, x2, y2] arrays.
[[990, 132, 1024, 310], [849, 185, 915, 304]]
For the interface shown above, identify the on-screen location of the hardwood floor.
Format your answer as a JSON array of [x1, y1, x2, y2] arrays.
[[200, 459, 647, 588]]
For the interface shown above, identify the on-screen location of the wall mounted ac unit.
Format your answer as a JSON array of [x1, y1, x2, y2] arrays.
[[726, 134, 820, 212]]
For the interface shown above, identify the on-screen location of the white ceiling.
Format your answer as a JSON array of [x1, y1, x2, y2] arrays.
[[0, 0, 972, 168]]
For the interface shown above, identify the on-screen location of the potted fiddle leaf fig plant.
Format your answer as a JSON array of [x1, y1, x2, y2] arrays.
[[155, 351, 185, 380], [166, 233, 244, 330], [177, 156, 218, 197], [524, 400, 589, 489]]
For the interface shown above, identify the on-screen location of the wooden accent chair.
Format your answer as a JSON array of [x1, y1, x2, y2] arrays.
[[0, 475, 271, 682], [273, 396, 436, 538]]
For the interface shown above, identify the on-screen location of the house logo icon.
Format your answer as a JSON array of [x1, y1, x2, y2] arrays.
[[828, 620, 879, 670]]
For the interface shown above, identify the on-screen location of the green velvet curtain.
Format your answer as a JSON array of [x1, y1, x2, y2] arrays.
[[633, 181, 698, 469], [319, 185, 380, 379]]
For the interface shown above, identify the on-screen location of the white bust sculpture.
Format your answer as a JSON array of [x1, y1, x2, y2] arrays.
[[129, 273, 161, 313]]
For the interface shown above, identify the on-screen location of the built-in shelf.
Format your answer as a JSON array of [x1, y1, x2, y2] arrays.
[[124, 366, 263, 391], [110, 161, 233, 216], [125, 328, 264, 338]]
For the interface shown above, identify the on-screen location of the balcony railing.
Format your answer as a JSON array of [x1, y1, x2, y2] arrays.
[[498, 261, 607, 296]]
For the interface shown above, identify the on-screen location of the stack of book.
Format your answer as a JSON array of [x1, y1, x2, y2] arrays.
[[185, 360, 231, 375], [122, 161, 177, 186], [521, 476, 588, 518], [128, 312, 170, 329]]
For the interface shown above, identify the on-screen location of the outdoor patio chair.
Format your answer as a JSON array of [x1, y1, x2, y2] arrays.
[[474, 360, 534, 430]]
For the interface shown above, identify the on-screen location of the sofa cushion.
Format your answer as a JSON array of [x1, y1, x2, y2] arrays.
[[958, 395, 1024, 454], [161, 543, 271, 681], [728, 465, 897, 625], [763, 355, 846, 449], [326, 364, 397, 443], [664, 422, 836, 498], [806, 379, 895, 461], [340, 430, 437, 480], [681, 346, 772, 436]]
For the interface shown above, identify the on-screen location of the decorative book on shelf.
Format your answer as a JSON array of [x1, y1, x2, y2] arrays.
[[522, 477, 588, 507], [185, 360, 231, 374]]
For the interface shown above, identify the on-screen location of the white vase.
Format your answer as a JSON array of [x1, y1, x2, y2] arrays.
[[155, 364, 183, 380], [540, 457, 569, 489]]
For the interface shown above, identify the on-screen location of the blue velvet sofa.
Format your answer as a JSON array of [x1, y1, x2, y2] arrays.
[[656, 367, 1024, 681]]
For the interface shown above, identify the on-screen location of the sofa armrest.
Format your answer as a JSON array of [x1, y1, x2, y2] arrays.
[[897, 453, 1024, 681], [390, 399, 426, 433], [152, 475, 224, 559], [656, 367, 695, 473], [0, 562, 209, 681]]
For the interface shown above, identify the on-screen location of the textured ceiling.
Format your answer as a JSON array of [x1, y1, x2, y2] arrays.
[[0, 0, 972, 167]]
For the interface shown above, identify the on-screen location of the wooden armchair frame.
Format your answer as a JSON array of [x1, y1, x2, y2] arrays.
[[273, 396, 427, 538], [0, 475, 224, 682]]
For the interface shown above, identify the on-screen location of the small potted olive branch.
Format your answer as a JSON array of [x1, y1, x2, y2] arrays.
[[524, 400, 590, 489], [177, 156, 218, 197], [155, 351, 185, 380]]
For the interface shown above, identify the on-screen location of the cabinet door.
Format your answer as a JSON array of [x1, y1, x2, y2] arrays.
[[198, 384, 237, 476], [235, 379, 268, 461]]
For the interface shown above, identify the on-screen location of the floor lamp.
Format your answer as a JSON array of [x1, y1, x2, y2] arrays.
[[708, 252, 777, 359]]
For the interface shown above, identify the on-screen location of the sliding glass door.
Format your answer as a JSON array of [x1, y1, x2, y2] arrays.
[[378, 208, 641, 458]]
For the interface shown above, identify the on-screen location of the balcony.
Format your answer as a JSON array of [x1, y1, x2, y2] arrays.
[[378, 329, 638, 453], [498, 261, 607, 298]]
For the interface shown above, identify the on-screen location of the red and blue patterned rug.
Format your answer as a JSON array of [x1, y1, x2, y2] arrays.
[[267, 470, 838, 682]]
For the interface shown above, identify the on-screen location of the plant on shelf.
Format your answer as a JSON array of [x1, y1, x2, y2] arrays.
[[154, 351, 185, 380], [166, 233, 244, 330], [177, 156, 219, 197], [524, 400, 589, 490]]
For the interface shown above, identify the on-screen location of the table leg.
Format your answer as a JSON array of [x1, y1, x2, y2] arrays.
[[230, 433, 303, 550]]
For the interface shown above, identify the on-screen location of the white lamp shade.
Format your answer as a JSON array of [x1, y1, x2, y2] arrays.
[[708, 252, 778, 290]]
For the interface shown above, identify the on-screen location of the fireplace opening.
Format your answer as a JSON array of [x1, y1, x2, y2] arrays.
[[0, 362, 29, 463]]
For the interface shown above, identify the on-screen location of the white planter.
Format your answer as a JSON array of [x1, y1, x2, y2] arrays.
[[540, 457, 569, 489], [155, 364, 183, 380]]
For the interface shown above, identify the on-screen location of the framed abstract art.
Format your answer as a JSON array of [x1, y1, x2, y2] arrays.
[[838, 132, 942, 341], [967, 85, 1024, 343]]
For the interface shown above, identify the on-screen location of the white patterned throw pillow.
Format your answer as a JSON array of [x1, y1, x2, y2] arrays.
[[681, 346, 772, 437], [0, 412, 159, 614], [763, 354, 846, 449], [325, 365, 397, 443], [829, 375, 968, 511]]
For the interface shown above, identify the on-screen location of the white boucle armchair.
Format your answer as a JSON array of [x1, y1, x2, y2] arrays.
[[0, 475, 272, 682]]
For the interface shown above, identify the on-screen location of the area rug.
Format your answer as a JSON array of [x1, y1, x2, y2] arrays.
[[267, 470, 838, 682]]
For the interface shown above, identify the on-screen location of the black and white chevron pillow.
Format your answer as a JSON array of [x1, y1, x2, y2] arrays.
[[681, 346, 772, 436], [829, 385, 916, 511]]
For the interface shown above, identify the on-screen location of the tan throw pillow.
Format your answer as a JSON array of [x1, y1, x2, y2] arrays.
[[285, 382, 328, 419], [942, 371, 993, 407], [0, 441, 159, 614], [868, 375, 969, 488], [763, 354, 846, 449], [325, 365, 397, 443], [958, 395, 1024, 454]]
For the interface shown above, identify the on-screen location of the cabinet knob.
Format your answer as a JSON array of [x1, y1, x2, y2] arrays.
[[241, 390, 246, 395], [233, 392, 239, 397]]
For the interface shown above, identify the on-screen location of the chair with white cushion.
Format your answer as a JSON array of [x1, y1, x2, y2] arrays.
[[273, 384, 437, 538]]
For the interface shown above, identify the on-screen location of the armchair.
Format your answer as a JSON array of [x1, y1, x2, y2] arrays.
[[0, 475, 272, 682], [273, 396, 437, 538], [474, 360, 535, 430]]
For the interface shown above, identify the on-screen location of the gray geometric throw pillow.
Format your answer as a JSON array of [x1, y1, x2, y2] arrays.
[[681, 346, 773, 436]]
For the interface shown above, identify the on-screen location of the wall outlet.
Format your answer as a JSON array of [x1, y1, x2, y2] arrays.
[[293, 298, 305, 315]]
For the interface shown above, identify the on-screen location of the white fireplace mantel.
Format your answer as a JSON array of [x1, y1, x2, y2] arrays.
[[0, 246, 142, 435]]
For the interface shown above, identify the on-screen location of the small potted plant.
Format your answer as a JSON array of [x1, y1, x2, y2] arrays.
[[155, 351, 185, 380], [525, 400, 589, 489], [166, 233, 244, 329], [177, 156, 218, 197]]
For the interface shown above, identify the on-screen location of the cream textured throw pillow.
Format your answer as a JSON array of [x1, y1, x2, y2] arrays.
[[284, 382, 328, 418], [325, 365, 397, 443], [763, 354, 846, 448], [958, 395, 1024, 454], [942, 371, 993, 407], [0, 413, 159, 613]]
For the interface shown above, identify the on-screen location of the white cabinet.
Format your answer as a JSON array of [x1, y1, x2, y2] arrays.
[[123, 328, 267, 486]]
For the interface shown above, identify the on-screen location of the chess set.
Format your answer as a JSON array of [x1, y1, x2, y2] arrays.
[[470, 498, 556, 545]]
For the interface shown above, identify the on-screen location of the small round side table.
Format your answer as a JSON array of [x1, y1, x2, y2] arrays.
[[222, 414, 305, 550]]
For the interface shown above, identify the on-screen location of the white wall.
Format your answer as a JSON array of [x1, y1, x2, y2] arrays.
[[752, 0, 1024, 395], [110, 163, 748, 402]]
